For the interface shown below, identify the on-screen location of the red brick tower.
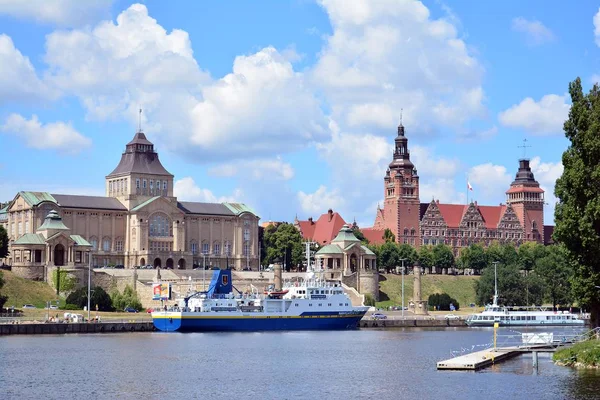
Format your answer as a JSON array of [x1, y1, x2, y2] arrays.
[[505, 159, 545, 243], [378, 122, 421, 246]]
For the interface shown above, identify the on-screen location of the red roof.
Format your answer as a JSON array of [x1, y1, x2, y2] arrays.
[[361, 228, 385, 245], [297, 210, 347, 244], [436, 204, 468, 228], [477, 205, 506, 229], [506, 186, 545, 194]]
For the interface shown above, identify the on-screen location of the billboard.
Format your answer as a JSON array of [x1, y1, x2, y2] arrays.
[[152, 283, 171, 300]]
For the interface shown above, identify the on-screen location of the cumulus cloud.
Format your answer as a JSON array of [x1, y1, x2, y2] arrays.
[[0, 34, 53, 104], [312, 0, 486, 134], [174, 177, 242, 203], [468, 163, 512, 200], [530, 156, 563, 223], [511, 17, 554, 45], [594, 8, 600, 47], [0, 0, 113, 26], [208, 157, 294, 181], [498, 94, 570, 135], [411, 145, 460, 178], [297, 185, 345, 216], [1, 114, 91, 153]]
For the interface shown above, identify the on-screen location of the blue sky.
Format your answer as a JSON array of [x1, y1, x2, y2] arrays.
[[1, 0, 599, 227]]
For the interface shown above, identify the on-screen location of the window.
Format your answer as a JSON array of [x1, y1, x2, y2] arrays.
[[11, 223, 15, 236], [243, 228, 250, 241], [115, 239, 123, 252], [136, 179, 140, 189], [18, 222, 22, 236], [191, 242, 198, 254], [224, 241, 231, 255], [25, 221, 29, 234], [149, 213, 171, 237], [243, 241, 250, 256], [75, 251, 82, 263], [213, 242, 221, 255], [149, 180, 154, 195], [163, 180, 167, 192], [202, 242, 209, 255], [90, 237, 98, 251], [143, 179, 147, 188], [109, 181, 113, 194], [103, 238, 111, 251]]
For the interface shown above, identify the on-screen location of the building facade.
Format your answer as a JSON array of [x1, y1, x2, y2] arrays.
[[362, 122, 550, 254], [0, 131, 260, 279]]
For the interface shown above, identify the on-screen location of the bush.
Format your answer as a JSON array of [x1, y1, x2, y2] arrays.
[[62, 303, 81, 310], [65, 286, 113, 311], [110, 285, 143, 312], [428, 293, 460, 311], [363, 293, 376, 307]]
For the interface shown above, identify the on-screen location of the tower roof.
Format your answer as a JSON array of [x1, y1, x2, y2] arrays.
[[107, 132, 173, 178], [388, 122, 414, 170], [38, 210, 69, 231], [511, 159, 538, 185]]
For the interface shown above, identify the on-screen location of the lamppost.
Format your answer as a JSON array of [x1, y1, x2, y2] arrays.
[[400, 258, 407, 318], [492, 261, 499, 306], [87, 249, 92, 322]]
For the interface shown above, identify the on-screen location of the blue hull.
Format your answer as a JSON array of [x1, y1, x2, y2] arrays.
[[153, 315, 364, 332]]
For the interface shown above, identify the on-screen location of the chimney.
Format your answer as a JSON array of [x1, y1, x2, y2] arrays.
[[474, 201, 478, 206], [328, 209, 333, 222], [308, 217, 313, 224]]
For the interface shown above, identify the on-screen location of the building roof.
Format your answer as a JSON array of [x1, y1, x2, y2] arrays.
[[297, 210, 347, 244], [360, 228, 385, 245], [477, 205, 506, 229], [52, 194, 127, 211], [127, 131, 153, 146], [436, 204, 468, 228], [0, 205, 7, 222], [131, 196, 161, 211], [38, 210, 69, 231], [223, 202, 258, 217], [107, 151, 173, 178], [18, 191, 57, 207], [332, 225, 360, 244], [70, 235, 91, 247], [315, 244, 343, 255], [13, 233, 46, 245], [361, 245, 375, 255], [505, 186, 545, 194], [177, 202, 235, 216]]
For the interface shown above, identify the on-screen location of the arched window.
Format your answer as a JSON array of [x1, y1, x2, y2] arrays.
[[102, 237, 111, 251], [224, 240, 231, 256], [89, 236, 98, 251], [190, 241, 198, 254], [243, 241, 250, 256], [149, 213, 171, 237], [410, 228, 416, 236], [532, 220, 538, 231], [213, 241, 221, 255], [115, 237, 124, 252], [202, 241, 209, 255], [403, 228, 409, 236]]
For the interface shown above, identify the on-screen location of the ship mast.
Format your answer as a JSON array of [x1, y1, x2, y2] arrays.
[[492, 261, 499, 306]]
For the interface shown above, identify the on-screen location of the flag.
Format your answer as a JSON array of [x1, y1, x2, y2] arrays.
[[467, 181, 473, 191]]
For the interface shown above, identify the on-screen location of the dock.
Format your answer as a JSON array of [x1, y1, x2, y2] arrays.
[[0, 321, 154, 335], [437, 347, 521, 370]]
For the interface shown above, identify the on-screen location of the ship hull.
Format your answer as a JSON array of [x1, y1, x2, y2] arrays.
[[152, 312, 366, 332], [465, 319, 585, 327]]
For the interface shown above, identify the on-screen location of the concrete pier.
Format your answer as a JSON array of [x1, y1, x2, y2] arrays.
[[437, 348, 520, 370], [0, 321, 154, 335]]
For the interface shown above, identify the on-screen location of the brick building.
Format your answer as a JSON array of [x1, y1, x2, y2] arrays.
[[363, 122, 551, 253]]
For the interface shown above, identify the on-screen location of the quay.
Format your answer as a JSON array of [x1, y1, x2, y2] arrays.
[[0, 321, 154, 335], [360, 318, 465, 328]]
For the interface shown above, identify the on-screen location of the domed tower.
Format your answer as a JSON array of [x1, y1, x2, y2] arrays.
[[106, 131, 174, 210], [381, 122, 421, 246], [506, 159, 545, 243]]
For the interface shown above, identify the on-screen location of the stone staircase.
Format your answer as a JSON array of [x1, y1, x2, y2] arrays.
[[341, 283, 365, 306]]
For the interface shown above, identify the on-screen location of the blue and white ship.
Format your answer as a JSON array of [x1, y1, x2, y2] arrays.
[[152, 268, 368, 332]]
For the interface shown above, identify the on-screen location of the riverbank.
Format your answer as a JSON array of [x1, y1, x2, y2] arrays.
[[553, 338, 600, 368]]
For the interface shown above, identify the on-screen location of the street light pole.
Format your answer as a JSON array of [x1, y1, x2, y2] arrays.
[[400, 258, 407, 319], [87, 250, 91, 322]]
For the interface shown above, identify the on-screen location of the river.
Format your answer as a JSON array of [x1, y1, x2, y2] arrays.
[[1, 327, 599, 400]]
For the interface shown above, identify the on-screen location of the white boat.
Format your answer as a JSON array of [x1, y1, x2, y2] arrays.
[[465, 263, 585, 327]]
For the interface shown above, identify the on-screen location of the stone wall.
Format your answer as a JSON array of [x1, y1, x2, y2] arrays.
[[11, 265, 45, 280], [341, 272, 379, 302]]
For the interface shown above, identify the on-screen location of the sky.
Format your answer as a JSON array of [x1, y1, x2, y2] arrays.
[[0, 0, 598, 228]]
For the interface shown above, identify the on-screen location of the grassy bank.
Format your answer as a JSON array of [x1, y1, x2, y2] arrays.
[[554, 339, 600, 368], [1, 270, 63, 309], [377, 274, 479, 309]]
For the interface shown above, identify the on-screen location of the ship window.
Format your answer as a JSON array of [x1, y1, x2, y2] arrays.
[[318, 304, 322, 307], [295, 304, 299, 307], [345, 303, 348, 306], [339, 303, 343, 306], [309, 304, 312, 307]]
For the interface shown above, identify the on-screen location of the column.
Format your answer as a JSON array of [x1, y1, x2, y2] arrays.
[[111, 213, 115, 251]]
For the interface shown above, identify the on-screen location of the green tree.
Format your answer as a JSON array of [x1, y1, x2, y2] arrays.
[[0, 271, 7, 310], [432, 244, 455, 271], [518, 242, 547, 272], [458, 244, 488, 273], [263, 223, 304, 271], [379, 242, 401, 273], [383, 228, 395, 243], [535, 245, 574, 308], [0, 226, 8, 259], [111, 285, 143, 311], [554, 78, 600, 326], [52, 269, 76, 292], [352, 227, 369, 245], [397, 243, 417, 267], [475, 263, 524, 306], [65, 286, 113, 311], [418, 245, 434, 270]]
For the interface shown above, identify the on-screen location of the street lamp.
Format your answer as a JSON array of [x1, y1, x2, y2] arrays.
[[87, 249, 92, 322], [400, 258, 407, 319]]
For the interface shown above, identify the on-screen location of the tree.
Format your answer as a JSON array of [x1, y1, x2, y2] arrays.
[[475, 263, 524, 306], [66, 286, 113, 311], [383, 228, 395, 243], [262, 223, 304, 271], [0, 226, 8, 259], [535, 245, 574, 308], [554, 77, 600, 326], [52, 269, 76, 292], [378, 242, 401, 273], [111, 285, 143, 311], [418, 245, 434, 271], [397, 244, 417, 267], [457, 244, 488, 273], [0, 271, 7, 310], [432, 244, 455, 271], [352, 227, 369, 245], [517, 242, 546, 272]]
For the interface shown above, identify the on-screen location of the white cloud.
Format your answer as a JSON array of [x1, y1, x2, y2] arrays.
[[594, 8, 600, 47], [0, 34, 53, 104], [457, 125, 498, 141], [312, 0, 486, 134], [411, 145, 460, 178], [530, 156, 563, 223], [0, 0, 113, 26], [208, 157, 294, 181], [174, 177, 242, 203], [297, 185, 345, 215], [43, 4, 329, 160], [511, 17, 554, 45], [498, 94, 570, 135], [468, 163, 512, 199], [1, 114, 91, 153], [419, 178, 465, 204], [0, 181, 104, 203]]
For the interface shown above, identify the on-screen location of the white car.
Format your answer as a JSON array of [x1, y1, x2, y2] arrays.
[[22, 304, 36, 309], [444, 314, 460, 320]]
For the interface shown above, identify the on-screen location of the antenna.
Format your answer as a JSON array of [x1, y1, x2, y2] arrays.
[[518, 138, 531, 159], [400, 108, 403, 126], [138, 108, 143, 133]]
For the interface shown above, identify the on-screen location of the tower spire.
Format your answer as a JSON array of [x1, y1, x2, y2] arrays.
[[518, 138, 531, 159], [399, 108, 403, 126], [138, 108, 143, 133]]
